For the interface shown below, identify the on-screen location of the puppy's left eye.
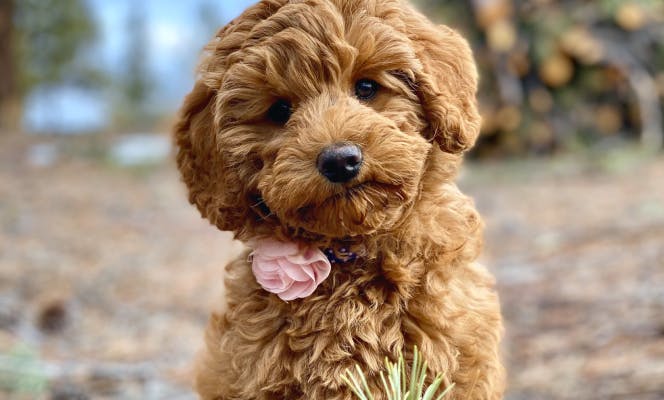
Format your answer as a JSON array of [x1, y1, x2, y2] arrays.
[[267, 99, 292, 125], [355, 79, 380, 101]]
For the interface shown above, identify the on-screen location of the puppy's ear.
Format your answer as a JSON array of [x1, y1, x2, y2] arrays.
[[174, 0, 289, 232], [174, 81, 237, 230], [402, 11, 481, 154]]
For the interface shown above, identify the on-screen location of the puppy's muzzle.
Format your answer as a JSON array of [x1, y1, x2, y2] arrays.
[[316, 143, 363, 183]]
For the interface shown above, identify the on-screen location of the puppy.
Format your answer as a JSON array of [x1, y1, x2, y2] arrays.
[[174, 0, 504, 399]]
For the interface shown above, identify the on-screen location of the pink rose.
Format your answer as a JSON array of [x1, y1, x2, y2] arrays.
[[250, 239, 332, 301]]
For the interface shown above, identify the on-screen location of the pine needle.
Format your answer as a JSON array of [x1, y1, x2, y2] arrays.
[[342, 348, 455, 400]]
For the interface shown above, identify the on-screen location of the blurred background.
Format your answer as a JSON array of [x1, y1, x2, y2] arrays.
[[0, 0, 663, 399]]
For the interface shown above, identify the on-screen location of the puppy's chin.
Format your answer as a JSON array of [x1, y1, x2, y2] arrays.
[[262, 179, 416, 238]]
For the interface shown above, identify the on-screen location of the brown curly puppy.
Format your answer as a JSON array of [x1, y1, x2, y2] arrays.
[[174, 0, 504, 399]]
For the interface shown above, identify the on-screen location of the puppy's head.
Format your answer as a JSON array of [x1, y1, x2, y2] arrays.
[[175, 0, 480, 240]]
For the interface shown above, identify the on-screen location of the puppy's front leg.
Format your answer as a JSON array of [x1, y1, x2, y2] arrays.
[[404, 262, 505, 400]]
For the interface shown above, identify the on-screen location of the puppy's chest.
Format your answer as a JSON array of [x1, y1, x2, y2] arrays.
[[226, 260, 459, 393], [229, 254, 440, 370], [274, 269, 410, 351], [281, 256, 413, 337], [269, 290, 405, 375]]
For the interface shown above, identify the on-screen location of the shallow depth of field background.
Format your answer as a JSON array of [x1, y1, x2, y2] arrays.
[[1, 1, 663, 399]]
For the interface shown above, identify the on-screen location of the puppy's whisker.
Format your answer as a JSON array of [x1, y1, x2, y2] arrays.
[[252, 198, 267, 208]]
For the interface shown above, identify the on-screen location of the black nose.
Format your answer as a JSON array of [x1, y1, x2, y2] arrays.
[[317, 143, 363, 183]]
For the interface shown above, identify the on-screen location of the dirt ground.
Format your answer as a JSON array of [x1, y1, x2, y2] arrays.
[[1, 134, 663, 400]]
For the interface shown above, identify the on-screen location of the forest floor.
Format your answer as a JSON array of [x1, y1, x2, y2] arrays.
[[1, 133, 663, 400]]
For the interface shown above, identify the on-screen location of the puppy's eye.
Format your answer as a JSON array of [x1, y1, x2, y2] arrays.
[[355, 79, 380, 101], [266, 99, 292, 125]]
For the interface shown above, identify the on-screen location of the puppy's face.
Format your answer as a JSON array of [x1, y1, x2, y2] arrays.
[[175, 0, 480, 240]]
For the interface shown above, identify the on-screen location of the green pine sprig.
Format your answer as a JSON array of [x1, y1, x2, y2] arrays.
[[341, 347, 455, 400]]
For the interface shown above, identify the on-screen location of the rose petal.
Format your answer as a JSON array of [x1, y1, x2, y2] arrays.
[[260, 277, 287, 291], [253, 269, 284, 290], [250, 240, 332, 301], [253, 259, 290, 291], [311, 260, 331, 284], [278, 281, 311, 301], [273, 278, 294, 294], [278, 259, 315, 282], [296, 281, 319, 298], [253, 257, 280, 273]]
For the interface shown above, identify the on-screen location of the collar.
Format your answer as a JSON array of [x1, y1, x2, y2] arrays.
[[322, 242, 367, 264]]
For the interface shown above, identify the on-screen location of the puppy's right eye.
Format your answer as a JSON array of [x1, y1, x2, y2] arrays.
[[355, 79, 380, 101], [267, 99, 292, 125]]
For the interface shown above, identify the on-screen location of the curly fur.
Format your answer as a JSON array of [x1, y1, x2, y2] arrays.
[[174, 0, 505, 399]]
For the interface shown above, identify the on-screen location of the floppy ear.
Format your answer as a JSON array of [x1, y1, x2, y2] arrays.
[[174, 81, 236, 230], [173, 0, 289, 231], [400, 9, 482, 154]]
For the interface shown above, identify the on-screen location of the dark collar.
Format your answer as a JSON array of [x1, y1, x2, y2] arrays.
[[322, 243, 366, 264]]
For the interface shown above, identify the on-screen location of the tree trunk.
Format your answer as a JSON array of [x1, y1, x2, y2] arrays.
[[0, 0, 18, 131]]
